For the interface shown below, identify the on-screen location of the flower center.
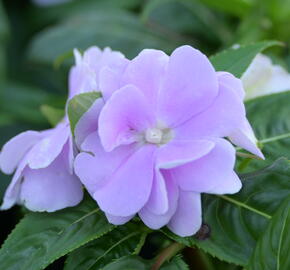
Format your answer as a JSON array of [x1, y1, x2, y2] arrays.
[[144, 126, 174, 145], [145, 128, 163, 144]]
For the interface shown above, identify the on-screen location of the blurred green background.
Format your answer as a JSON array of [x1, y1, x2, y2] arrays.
[[0, 0, 289, 269]]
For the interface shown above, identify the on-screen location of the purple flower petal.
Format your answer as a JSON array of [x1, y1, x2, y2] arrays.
[[27, 122, 70, 169], [20, 142, 83, 212], [229, 119, 264, 159], [174, 76, 245, 140], [93, 144, 156, 216], [156, 140, 215, 169], [98, 85, 155, 152], [0, 157, 28, 210], [217, 71, 245, 100], [105, 213, 134, 225], [158, 45, 218, 127], [121, 49, 168, 105], [173, 138, 242, 194], [168, 191, 201, 237], [139, 172, 179, 229], [142, 169, 168, 215], [75, 132, 135, 194], [0, 131, 41, 174]]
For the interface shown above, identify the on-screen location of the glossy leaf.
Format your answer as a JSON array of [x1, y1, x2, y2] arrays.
[[247, 197, 290, 270], [244, 90, 290, 170], [67, 92, 101, 135], [210, 40, 281, 78], [64, 224, 147, 270], [101, 255, 189, 270], [163, 158, 290, 266], [0, 196, 114, 270]]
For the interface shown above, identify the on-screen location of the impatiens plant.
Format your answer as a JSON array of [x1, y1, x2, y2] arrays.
[[0, 41, 289, 270]]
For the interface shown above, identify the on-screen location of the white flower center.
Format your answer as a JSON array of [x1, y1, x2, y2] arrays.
[[145, 128, 163, 144], [143, 125, 174, 145]]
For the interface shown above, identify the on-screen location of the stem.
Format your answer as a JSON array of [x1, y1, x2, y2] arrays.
[[219, 195, 271, 219], [151, 242, 185, 270], [260, 132, 290, 144]]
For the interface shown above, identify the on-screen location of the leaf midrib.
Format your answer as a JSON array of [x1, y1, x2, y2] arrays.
[[219, 195, 271, 219]]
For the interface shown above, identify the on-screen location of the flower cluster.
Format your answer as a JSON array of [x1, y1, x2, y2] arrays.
[[0, 46, 263, 236]]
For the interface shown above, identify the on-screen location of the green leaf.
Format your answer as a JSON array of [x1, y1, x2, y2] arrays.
[[141, 0, 232, 46], [64, 224, 147, 270], [244, 91, 290, 170], [28, 10, 178, 64], [0, 196, 115, 270], [197, 0, 252, 17], [247, 197, 290, 270], [210, 40, 282, 78], [0, 82, 58, 124], [40, 105, 64, 126], [163, 158, 290, 266], [101, 255, 189, 270], [67, 92, 101, 135]]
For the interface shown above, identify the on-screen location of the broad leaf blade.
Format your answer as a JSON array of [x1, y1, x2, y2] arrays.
[[163, 158, 290, 266], [0, 196, 114, 270], [67, 92, 101, 135], [101, 255, 189, 270], [247, 197, 290, 270], [64, 224, 147, 270], [210, 40, 282, 78], [244, 90, 290, 169]]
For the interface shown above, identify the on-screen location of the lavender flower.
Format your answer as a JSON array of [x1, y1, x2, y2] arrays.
[[74, 46, 264, 236], [0, 121, 83, 211], [0, 47, 125, 212]]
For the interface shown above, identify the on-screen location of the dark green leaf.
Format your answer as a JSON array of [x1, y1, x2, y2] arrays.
[[247, 196, 290, 270], [0, 196, 114, 270], [210, 41, 282, 78], [40, 105, 64, 126], [67, 92, 101, 135], [101, 255, 189, 270], [64, 224, 147, 270], [244, 91, 290, 170], [163, 158, 290, 266]]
